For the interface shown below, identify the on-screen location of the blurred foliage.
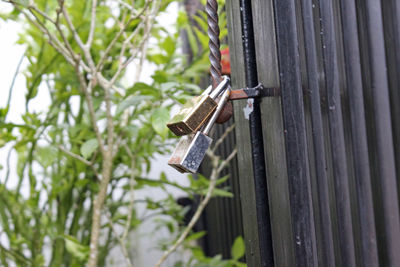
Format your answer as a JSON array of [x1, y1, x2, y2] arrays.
[[0, 0, 240, 266]]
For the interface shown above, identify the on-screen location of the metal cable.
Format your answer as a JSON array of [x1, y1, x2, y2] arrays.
[[206, 0, 222, 88]]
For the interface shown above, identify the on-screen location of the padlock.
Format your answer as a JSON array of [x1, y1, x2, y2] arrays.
[[168, 85, 231, 173], [167, 76, 230, 136]]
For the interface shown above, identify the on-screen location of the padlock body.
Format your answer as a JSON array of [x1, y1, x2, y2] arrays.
[[167, 94, 217, 136], [168, 132, 213, 173]]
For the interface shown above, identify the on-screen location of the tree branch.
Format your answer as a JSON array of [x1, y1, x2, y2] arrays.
[[155, 147, 237, 267], [106, 213, 133, 267], [86, 0, 97, 48], [4, 146, 13, 186], [122, 144, 137, 240], [109, 0, 159, 87], [96, 1, 150, 71], [104, 85, 114, 152], [7, 2, 76, 66], [59, 0, 96, 70], [74, 58, 106, 155], [56, 144, 92, 166], [4, 52, 25, 121], [212, 123, 235, 153], [87, 150, 114, 267]]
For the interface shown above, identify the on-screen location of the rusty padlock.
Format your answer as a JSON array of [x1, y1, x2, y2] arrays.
[[167, 76, 230, 136], [168, 85, 231, 173]]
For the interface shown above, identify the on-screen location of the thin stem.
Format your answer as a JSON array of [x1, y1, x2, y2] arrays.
[[122, 145, 136, 240], [106, 213, 133, 267], [4, 52, 25, 121], [212, 123, 235, 153], [52, 0, 77, 60], [96, 2, 150, 71], [8, 3, 75, 66], [0, 243, 33, 266], [109, 0, 159, 87], [4, 146, 13, 186], [155, 147, 237, 267], [74, 58, 106, 155], [104, 85, 114, 152], [60, 1, 96, 70], [86, 0, 98, 48]]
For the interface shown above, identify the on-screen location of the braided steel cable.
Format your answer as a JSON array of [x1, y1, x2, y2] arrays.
[[206, 0, 222, 88]]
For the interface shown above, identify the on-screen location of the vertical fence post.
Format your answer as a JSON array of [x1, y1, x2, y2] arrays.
[[238, 0, 274, 266]]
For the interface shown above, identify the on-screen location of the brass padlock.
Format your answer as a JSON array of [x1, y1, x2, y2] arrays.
[[168, 85, 231, 173], [167, 76, 230, 136]]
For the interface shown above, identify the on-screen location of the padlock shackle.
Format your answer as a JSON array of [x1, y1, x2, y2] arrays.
[[203, 86, 231, 135], [209, 75, 230, 99], [203, 85, 213, 96]]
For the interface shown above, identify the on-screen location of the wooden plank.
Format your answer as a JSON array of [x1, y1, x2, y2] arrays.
[[382, 0, 400, 202], [251, 1, 296, 267], [226, 1, 262, 265], [272, 0, 318, 265]]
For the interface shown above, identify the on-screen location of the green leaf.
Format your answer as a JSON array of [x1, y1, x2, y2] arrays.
[[127, 82, 159, 97], [160, 82, 179, 92], [36, 146, 57, 168], [209, 255, 225, 267], [13, 0, 29, 7], [80, 139, 98, 159], [136, 177, 163, 187], [147, 53, 170, 64], [191, 246, 206, 260], [152, 70, 168, 83], [75, 178, 89, 188], [116, 95, 153, 116], [162, 36, 176, 56], [212, 188, 234, 198], [186, 231, 207, 242], [151, 107, 170, 138], [174, 261, 184, 267], [193, 27, 209, 48], [215, 175, 230, 186], [63, 235, 89, 261], [234, 262, 247, 267], [231, 236, 245, 260]]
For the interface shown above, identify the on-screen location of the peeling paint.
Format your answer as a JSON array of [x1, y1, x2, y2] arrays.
[[243, 98, 254, 120]]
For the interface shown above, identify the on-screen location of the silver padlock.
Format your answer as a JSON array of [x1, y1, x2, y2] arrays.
[[168, 85, 231, 173]]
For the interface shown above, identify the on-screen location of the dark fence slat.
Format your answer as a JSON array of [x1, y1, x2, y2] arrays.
[[220, 1, 400, 266], [364, 1, 400, 266], [299, 0, 336, 266], [338, 0, 379, 266], [382, 0, 400, 200], [238, 0, 274, 266], [272, 0, 318, 266], [252, 0, 296, 265], [226, 1, 265, 265], [392, 0, 400, 178], [318, 0, 357, 265]]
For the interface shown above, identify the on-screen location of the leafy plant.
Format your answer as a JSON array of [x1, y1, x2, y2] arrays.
[[174, 235, 246, 267], [0, 0, 237, 266]]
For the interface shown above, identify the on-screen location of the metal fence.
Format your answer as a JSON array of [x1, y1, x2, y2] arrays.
[[200, 0, 400, 266]]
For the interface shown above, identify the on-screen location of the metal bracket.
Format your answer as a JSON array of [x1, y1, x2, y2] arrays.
[[229, 83, 281, 100]]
